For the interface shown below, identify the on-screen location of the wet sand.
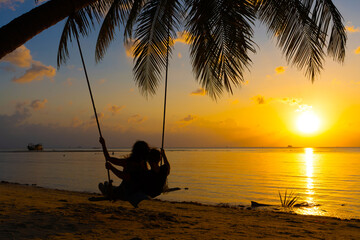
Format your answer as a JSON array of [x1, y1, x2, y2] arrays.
[[0, 182, 359, 239]]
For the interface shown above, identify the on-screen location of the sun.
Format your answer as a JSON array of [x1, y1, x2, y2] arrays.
[[296, 111, 321, 134]]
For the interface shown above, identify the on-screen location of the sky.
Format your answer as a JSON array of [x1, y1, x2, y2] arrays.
[[0, 0, 360, 149]]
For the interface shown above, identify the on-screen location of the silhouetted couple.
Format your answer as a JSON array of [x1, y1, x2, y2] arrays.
[[98, 137, 170, 207]]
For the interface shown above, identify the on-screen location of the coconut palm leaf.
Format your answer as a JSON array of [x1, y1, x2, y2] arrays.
[[318, 0, 346, 62], [185, 0, 256, 99], [132, 0, 182, 97], [124, 0, 147, 43], [256, 0, 346, 81], [95, 0, 133, 62], [57, 0, 111, 68]]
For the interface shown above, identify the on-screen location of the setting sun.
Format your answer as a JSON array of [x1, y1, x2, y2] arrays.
[[296, 111, 321, 134]]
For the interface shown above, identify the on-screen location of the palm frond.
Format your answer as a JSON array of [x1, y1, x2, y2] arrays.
[[57, 0, 112, 68], [95, 0, 133, 62], [256, 0, 346, 81], [124, 0, 147, 43], [185, 0, 256, 99], [319, 0, 346, 62], [132, 0, 182, 97]]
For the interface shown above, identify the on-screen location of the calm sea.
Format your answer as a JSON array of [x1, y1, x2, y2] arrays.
[[0, 147, 359, 219]]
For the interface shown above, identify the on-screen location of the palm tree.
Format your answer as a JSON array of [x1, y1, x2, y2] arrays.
[[0, 0, 100, 59], [1, 0, 346, 99], [93, 0, 347, 98]]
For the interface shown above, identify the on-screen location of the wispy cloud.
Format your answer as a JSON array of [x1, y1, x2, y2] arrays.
[[98, 78, 107, 85], [177, 114, 198, 127], [2, 46, 57, 83], [0, 0, 24, 10], [190, 88, 206, 96], [71, 117, 83, 128], [128, 114, 147, 124], [181, 114, 197, 122], [64, 78, 74, 86], [124, 31, 191, 59], [12, 61, 56, 83], [91, 112, 104, 120], [346, 25, 360, 33], [279, 97, 302, 106], [1, 45, 32, 67], [173, 31, 192, 45], [252, 95, 305, 107], [107, 104, 125, 116], [30, 99, 48, 110], [229, 99, 239, 105], [124, 40, 135, 58], [275, 66, 286, 74], [251, 95, 268, 105], [355, 46, 360, 54], [296, 104, 312, 112]]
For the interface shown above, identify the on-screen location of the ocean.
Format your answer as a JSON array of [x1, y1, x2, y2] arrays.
[[0, 147, 359, 219]]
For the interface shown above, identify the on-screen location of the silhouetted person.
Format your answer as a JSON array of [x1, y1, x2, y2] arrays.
[[99, 137, 150, 207], [143, 148, 170, 198]]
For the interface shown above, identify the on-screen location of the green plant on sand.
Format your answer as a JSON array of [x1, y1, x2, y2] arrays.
[[278, 190, 299, 208]]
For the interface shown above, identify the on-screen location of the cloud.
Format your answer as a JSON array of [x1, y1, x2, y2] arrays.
[[173, 31, 192, 45], [91, 112, 104, 120], [355, 47, 360, 54], [71, 117, 83, 128], [275, 66, 286, 74], [279, 97, 302, 106], [0, 102, 31, 128], [180, 114, 197, 122], [0, 0, 24, 10], [296, 104, 312, 112], [128, 114, 147, 124], [2, 46, 57, 83], [64, 78, 74, 86], [30, 99, 48, 110], [107, 104, 125, 116], [1, 45, 32, 67], [229, 99, 239, 105], [12, 61, 56, 83], [350, 80, 360, 85], [346, 25, 360, 33], [251, 95, 268, 105], [190, 88, 206, 96], [124, 40, 136, 58], [98, 78, 106, 85]]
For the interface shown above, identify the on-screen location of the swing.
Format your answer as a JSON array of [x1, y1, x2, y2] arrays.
[[74, 25, 184, 205]]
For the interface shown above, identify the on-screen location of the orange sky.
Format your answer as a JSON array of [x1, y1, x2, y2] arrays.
[[0, 0, 360, 148]]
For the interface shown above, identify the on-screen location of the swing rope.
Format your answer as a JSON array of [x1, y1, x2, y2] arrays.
[[75, 33, 111, 184], [161, 25, 170, 151]]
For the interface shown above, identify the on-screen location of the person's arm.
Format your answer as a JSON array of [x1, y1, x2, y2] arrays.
[[99, 137, 127, 166], [161, 148, 170, 175], [105, 162, 131, 181]]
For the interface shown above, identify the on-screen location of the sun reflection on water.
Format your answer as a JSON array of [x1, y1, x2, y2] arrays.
[[297, 148, 324, 216], [305, 148, 314, 195]]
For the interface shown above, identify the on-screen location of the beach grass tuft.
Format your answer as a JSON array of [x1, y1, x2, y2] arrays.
[[278, 190, 299, 208]]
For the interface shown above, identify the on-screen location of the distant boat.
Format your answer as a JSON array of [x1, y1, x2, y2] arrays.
[[27, 143, 43, 151], [287, 145, 293, 148]]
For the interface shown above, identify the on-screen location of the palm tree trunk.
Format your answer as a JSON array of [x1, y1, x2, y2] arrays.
[[0, 0, 98, 59]]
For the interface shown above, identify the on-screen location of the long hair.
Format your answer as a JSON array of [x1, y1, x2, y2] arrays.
[[130, 140, 150, 161]]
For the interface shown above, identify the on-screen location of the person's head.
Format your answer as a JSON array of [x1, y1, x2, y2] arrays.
[[131, 140, 150, 161], [148, 148, 161, 167]]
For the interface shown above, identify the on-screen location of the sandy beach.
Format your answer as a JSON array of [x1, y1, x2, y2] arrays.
[[0, 182, 359, 240]]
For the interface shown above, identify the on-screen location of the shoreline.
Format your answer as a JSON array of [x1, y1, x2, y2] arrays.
[[1, 182, 360, 239]]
